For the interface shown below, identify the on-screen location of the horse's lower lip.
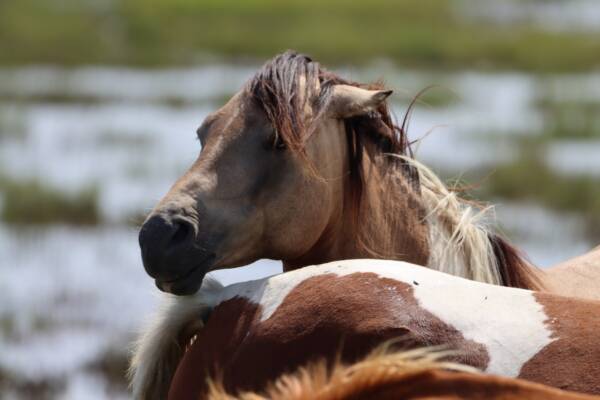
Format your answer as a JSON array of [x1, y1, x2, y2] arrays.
[[155, 257, 215, 295]]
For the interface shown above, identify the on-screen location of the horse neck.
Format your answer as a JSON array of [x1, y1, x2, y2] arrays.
[[348, 146, 430, 264], [283, 142, 430, 271], [284, 146, 541, 291]]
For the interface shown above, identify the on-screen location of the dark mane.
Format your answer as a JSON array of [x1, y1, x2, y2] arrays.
[[489, 234, 542, 290]]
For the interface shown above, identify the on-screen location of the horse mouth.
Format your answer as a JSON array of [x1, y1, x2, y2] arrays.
[[155, 255, 215, 296]]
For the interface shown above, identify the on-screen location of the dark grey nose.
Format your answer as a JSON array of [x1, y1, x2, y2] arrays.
[[138, 214, 194, 280]]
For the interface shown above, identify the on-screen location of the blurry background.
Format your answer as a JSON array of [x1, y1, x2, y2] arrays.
[[1, 0, 599, 398]]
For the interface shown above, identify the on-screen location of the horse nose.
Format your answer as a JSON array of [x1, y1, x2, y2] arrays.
[[138, 214, 194, 279]]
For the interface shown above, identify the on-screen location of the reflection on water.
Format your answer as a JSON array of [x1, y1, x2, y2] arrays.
[[0, 64, 598, 398]]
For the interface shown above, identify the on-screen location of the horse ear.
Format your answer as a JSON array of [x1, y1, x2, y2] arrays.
[[327, 85, 393, 119]]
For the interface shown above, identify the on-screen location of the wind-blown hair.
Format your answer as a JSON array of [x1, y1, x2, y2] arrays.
[[247, 50, 417, 181]]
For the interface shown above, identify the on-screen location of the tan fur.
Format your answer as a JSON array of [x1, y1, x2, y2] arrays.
[[141, 50, 541, 294], [140, 50, 599, 299], [544, 246, 600, 301], [327, 85, 393, 118]]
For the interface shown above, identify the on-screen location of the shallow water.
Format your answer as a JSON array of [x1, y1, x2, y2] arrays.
[[0, 64, 598, 398]]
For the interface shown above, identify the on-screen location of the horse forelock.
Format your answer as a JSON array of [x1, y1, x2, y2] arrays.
[[246, 50, 414, 174]]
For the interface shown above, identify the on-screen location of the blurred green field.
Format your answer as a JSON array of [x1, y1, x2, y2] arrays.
[[2, 0, 600, 71], [476, 141, 600, 239], [0, 175, 100, 225]]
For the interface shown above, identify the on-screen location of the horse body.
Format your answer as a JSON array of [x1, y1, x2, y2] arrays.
[[546, 245, 600, 300], [130, 260, 600, 399]]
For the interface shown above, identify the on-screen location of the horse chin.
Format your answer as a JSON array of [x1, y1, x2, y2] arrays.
[[154, 262, 211, 296]]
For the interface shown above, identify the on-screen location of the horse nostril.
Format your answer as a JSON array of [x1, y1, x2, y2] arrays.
[[170, 220, 193, 247]]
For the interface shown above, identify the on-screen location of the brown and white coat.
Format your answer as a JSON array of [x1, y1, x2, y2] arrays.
[[131, 259, 600, 399]]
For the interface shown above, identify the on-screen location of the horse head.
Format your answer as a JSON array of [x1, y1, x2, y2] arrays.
[[138, 51, 405, 295]]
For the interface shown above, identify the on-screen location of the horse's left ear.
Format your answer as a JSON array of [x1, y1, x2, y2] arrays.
[[327, 84, 393, 119]]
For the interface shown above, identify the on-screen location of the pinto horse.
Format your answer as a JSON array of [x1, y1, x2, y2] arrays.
[[207, 347, 599, 400], [138, 50, 600, 300], [131, 260, 600, 399]]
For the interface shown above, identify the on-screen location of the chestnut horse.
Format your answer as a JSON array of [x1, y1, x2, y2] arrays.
[[138, 51, 599, 299], [131, 260, 600, 399], [208, 347, 599, 400]]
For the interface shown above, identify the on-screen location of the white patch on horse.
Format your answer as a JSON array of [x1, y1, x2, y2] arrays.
[[218, 259, 554, 378], [409, 271, 553, 377]]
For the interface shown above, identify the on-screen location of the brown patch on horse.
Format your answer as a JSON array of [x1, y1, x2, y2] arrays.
[[519, 292, 600, 394], [168, 272, 489, 399]]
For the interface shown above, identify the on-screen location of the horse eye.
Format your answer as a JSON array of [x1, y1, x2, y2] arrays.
[[272, 132, 286, 150], [275, 139, 286, 150]]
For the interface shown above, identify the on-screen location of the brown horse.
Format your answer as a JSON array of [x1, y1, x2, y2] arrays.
[[137, 50, 599, 299], [207, 347, 599, 400], [131, 260, 600, 399]]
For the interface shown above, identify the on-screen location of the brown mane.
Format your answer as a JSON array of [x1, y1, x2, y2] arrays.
[[489, 234, 542, 290], [248, 50, 539, 290]]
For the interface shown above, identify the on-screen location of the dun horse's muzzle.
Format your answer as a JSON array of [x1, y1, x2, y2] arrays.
[[138, 213, 213, 295]]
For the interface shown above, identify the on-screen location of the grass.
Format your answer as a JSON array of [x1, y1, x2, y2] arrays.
[[474, 140, 600, 239], [86, 347, 130, 392], [536, 98, 600, 140], [96, 130, 153, 148], [0, 314, 15, 339], [0, 106, 27, 140], [1, 0, 600, 71], [0, 91, 237, 108], [0, 177, 100, 225]]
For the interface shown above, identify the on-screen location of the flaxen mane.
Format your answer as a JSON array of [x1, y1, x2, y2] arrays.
[[249, 51, 540, 290]]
